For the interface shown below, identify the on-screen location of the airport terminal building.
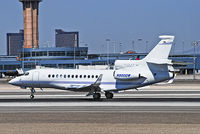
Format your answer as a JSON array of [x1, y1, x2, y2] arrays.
[[0, 46, 199, 77]]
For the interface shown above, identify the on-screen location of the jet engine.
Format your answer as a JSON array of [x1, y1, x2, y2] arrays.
[[114, 70, 141, 80]]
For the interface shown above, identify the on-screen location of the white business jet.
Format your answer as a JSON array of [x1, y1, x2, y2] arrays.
[[9, 35, 175, 100]]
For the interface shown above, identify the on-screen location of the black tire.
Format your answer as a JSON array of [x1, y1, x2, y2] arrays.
[[93, 93, 101, 100], [105, 92, 113, 99], [30, 95, 34, 100]]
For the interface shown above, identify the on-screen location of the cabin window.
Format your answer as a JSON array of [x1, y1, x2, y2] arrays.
[[92, 75, 94, 78], [48, 74, 51, 78], [96, 75, 98, 78], [84, 75, 86, 78], [64, 75, 66, 78], [60, 74, 63, 78], [75, 75, 78, 78], [68, 75, 70, 78], [56, 74, 59, 78], [52, 75, 55, 78], [88, 75, 90, 78], [80, 75, 82, 78], [72, 75, 74, 78]]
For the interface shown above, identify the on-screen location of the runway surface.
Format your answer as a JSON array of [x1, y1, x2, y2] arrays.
[[1, 85, 200, 133], [0, 87, 200, 113]]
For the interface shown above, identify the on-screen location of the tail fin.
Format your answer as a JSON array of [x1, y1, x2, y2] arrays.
[[144, 35, 175, 61]]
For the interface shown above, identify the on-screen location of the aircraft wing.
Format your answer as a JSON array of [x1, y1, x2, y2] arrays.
[[49, 74, 103, 93]]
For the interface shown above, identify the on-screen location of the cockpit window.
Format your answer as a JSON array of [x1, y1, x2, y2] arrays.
[[24, 72, 29, 76]]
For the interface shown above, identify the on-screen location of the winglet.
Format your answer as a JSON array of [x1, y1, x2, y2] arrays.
[[93, 74, 103, 86]]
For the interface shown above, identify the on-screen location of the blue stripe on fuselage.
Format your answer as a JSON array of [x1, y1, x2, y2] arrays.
[[21, 80, 142, 86]]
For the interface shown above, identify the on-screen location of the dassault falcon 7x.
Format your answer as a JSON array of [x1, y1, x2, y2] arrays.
[[9, 35, 175, 100]]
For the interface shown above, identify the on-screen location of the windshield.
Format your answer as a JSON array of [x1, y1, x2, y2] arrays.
[[24, 72, 29, 76]]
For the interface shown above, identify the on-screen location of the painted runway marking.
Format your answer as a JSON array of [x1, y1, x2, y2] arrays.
[[1, 94, 200, 99], [1, 102, 200, 107]]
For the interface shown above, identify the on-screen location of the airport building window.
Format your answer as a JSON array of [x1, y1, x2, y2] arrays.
[[32, 52, 36, 57], [75, 51, 81, 56], [41, 64, 57, 68], [4, 65, 20, 70], [80, 51, 87, 56], [49, 51, 65, 56], [24, 63, 35, 69], [0, 65, 3, 70], [36, 51, 47, 57], [20, 52, 31, 58], [66, 51, 82, 56], [58, 64, 74, 69], [66, 51, 74, 56]]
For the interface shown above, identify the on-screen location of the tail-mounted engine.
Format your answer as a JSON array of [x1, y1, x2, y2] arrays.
[[113, 70, 141, 80]]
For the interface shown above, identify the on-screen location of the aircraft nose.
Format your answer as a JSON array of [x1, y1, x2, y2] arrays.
[[9, 77, 20, 86], [169, 72, 174, 78]]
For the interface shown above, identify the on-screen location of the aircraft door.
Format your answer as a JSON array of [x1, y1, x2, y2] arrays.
[[32, 71, 39, 87], [32, 71, 39, 81]]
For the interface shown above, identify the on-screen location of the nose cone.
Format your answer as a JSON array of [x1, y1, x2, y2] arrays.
[[9, 77, 21, 86], [169, 72, 174, 78]]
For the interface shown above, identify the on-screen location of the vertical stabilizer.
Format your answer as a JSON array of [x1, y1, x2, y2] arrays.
[[144, 35, 175, 61]]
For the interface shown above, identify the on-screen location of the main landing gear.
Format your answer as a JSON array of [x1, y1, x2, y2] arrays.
[[92, 92, 114, 100], [105, 92, 113, 99], [30, 88, 35, 100], [93, 93, 101, 100]]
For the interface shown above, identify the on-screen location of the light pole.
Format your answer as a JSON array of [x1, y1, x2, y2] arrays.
[[33, 46, 37, 68], [132, 41, 134, 52], [85, 44, 88, 59], [182, 41, 184, 54], [112, 41, 116, 54], [106, 39, 110, 68], [173, 43, 176, 55], [138, 38, 142, 53], [21, 40, 24, 71], [192, 41, 199, 79], [73, 45, 76, 69], [145, 41, 149, 53], [119, 42, 122, 53]]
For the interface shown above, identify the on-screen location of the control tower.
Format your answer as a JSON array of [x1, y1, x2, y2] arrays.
[[19, 0, 42, 48]]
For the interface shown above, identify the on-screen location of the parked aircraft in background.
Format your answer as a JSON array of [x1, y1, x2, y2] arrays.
[[9, 35, 175, 100]]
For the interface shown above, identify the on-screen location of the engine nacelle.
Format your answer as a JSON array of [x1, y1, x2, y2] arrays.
[[114, 70, 141, 80]]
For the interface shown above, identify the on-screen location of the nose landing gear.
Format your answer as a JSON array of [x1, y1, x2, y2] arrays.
[[30, 88, 35, 100]]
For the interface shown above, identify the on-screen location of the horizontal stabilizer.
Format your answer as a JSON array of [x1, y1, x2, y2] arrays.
[[147, 59, 172, 65]]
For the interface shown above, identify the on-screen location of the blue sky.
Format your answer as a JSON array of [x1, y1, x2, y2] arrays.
[[0, 0, 200, 55]]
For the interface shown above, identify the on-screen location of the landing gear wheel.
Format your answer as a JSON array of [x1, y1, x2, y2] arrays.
[[105, 92, 113, 99], [30, 94, 34, 100], [93, 93, 101, 100], [30, 88, 35, 100]]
